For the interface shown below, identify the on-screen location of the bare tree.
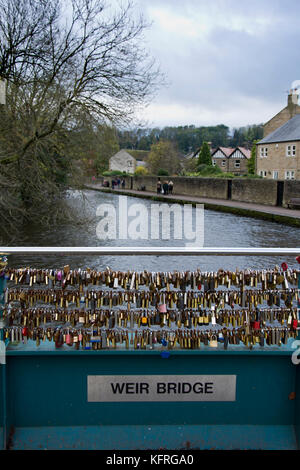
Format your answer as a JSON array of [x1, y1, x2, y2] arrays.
[[0, 0, 162, 239]]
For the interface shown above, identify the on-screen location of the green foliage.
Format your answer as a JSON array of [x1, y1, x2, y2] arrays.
[[247, 141, 257, 175], [197, 142, 212, 167], [102, 170, 128, 176], [134, 166, 148, 176], [147, 141, 181, 175], [230, 125, 263, 148], [157, 168, 169, 176], [117, 124, 263, 154], [197, 164, 222, 176]]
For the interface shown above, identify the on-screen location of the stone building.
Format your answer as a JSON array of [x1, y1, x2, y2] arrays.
[[211, 146, 250, 175], [263, 90, 300, 138], [256, 113, 300, 180], [108, 149, 149, 174], [109, 149, 136, 174]]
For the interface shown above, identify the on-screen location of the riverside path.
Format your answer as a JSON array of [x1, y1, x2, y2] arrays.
[[84, 182, 300, 227]]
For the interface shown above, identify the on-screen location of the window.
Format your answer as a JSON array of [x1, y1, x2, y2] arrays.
[[212, 160, 216, 166], [127, 160, 133, 166], [259, 170, 267, 178], [234, 160, 240, 168], [221, 160, 226, 167], [286, 145, 296, 157], [260, 147, 268, 158], [285, 170, 295, 180], [273, 171, 279, 180]]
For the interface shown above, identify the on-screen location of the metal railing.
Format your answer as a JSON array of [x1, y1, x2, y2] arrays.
[[0, 247, 300, 256]]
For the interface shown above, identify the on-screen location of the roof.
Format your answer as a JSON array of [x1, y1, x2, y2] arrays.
[[258, 114, 300, 144], [211, 147, 235, 157], [231, 147, 251, 159], [125, 149, 150, 161], [110, 149, 135, 161]]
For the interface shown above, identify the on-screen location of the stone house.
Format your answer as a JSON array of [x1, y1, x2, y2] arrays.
[[109, 149, 137, 174], [263, 90, 300, 138], [256, 113, 300, 180], [211, 147, 250, 175], [109, 149, 149, 174]]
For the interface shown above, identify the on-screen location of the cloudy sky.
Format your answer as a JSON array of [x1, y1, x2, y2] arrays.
[[134, 0, 300, 130]]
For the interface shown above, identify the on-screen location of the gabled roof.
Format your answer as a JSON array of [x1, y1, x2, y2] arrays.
[[211, 147, 235, 157], [258, 114, 300, 144], [125, 149, 150, 161], [231, 147, 251, 159], [110, 149, 135, 160]]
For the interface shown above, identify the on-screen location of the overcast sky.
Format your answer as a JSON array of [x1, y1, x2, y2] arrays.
[[133, 0, 300, 130]]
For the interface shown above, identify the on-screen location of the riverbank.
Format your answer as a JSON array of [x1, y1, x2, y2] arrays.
[[84, 183, 300, 227]]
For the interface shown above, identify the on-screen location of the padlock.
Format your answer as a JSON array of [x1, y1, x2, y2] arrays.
[[158, 303, 167, 313], [252, 321, 260, 330]]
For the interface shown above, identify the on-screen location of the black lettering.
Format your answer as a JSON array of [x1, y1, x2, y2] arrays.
[[167, 383, 177, 393], [126, 383, 135, 393], [140, 383, 149, 394], [205, 382, 214, 394], [157, 382, 166, 393], [111, 383, 125, 394], [182, 383, 192, 393], [193, 382, 203, 393]]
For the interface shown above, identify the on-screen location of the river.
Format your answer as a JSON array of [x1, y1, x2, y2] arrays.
[[4, 189, 300, 272]]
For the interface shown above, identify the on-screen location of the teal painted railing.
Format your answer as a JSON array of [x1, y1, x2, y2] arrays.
[[0, 247, 300, 450]]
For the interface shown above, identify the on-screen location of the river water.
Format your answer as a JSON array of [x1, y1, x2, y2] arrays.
[[4, 189, 300, 271]]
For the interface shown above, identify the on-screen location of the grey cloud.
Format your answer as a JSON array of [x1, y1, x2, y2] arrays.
[[137, 0, 300, 126]]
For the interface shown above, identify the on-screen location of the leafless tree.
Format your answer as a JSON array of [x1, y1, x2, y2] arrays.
[[0, 0, 162, 240]]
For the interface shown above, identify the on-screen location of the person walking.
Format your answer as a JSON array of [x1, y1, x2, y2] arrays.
[[121, 178, 125, 189], [163, 180, 169, 195], [168, 180, 173, 194]]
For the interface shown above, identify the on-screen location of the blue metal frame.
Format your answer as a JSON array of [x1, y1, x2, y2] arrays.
[[0, 248, 299, 450]]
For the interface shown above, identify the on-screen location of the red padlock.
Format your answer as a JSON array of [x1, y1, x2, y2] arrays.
[[252, 321, 260, 330], [197, 284, 202, 290], [55, 333, 63, 348], [296, 256, 300, 264], [292, 319, 298, 330], [22, 326, 28, 337], [281, 262, 288, 271]]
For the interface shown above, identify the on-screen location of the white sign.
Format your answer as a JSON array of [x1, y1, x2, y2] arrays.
[[87, 375, 236, 402]]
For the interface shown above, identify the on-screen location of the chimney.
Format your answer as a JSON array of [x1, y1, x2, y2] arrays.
[[288, 88, 299, 107]]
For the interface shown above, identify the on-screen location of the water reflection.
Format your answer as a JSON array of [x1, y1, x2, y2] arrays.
[[5, 190, 300, 271]]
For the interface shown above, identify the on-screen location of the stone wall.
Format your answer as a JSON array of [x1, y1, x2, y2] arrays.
[[283, 180, 300, 207], [131, 176, 228, 199], [92, 175, 300, 208], [231, 179, 278, 206]]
